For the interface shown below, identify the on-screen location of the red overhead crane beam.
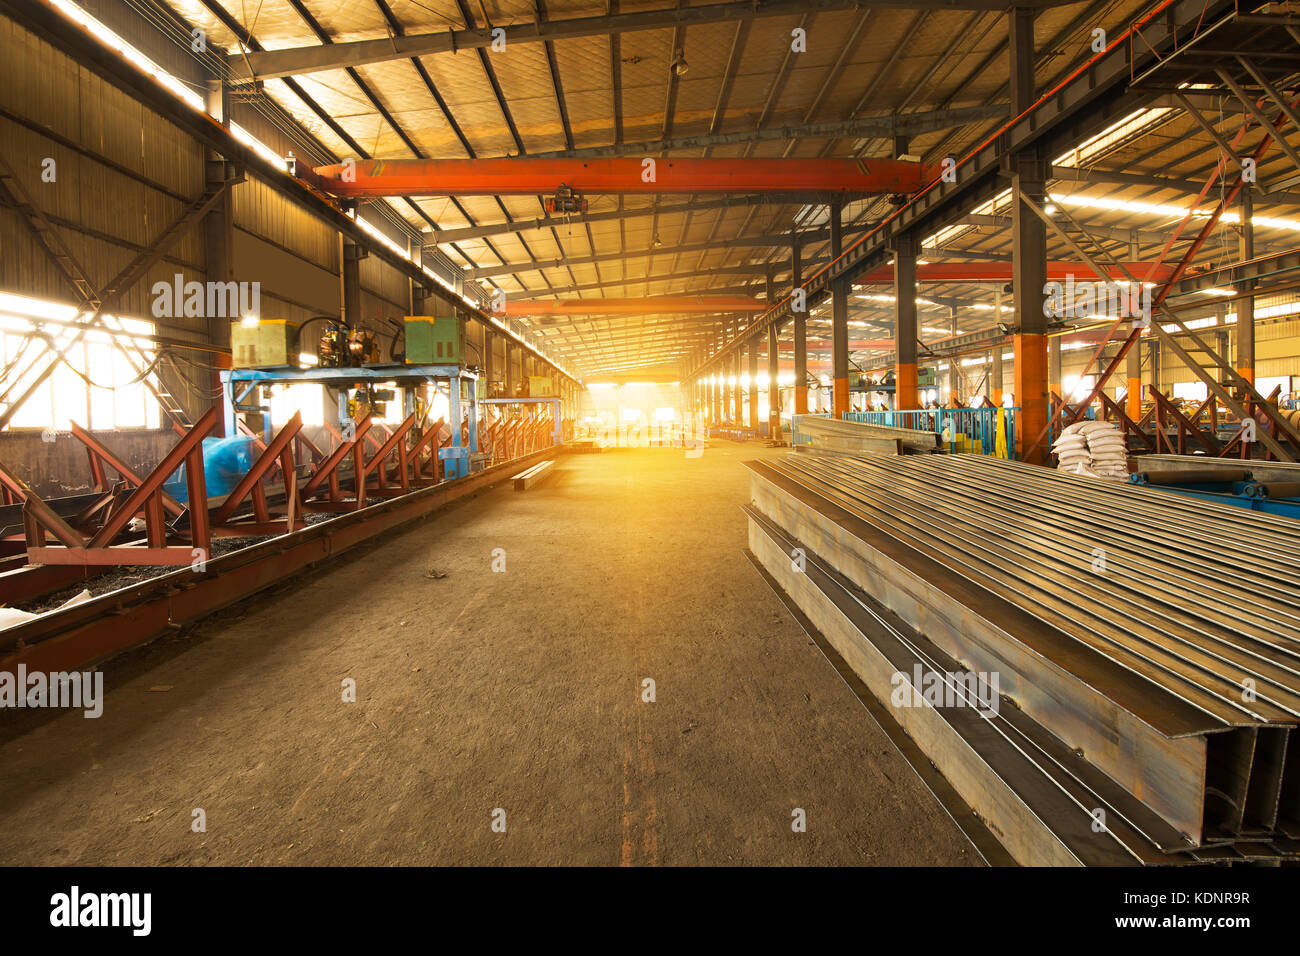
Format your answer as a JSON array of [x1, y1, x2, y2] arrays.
[[307, 158, 940, 199]]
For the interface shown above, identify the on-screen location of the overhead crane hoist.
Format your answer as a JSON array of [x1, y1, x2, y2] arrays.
[[298, 157, 941, 200]]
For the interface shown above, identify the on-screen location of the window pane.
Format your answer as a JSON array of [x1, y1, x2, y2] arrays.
[[51, 353, 86, 429]]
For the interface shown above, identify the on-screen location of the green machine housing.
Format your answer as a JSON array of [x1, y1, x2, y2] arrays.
[[405, 314, 465, 365]]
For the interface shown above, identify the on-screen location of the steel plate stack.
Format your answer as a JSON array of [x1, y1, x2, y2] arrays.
[[795, 416, 944, 456], [745, 452, 1300, 865]]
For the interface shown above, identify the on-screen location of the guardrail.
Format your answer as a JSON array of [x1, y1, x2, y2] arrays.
[[792, 408, 1017, 458]]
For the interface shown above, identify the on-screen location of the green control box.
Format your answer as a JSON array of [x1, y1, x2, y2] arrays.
[[231, 319, 298, 368], [405, 315, 464, 365]]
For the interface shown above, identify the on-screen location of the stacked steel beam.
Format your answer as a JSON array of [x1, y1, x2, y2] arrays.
[[795, 416, 943, 456], [746, 452, 1300, 865]]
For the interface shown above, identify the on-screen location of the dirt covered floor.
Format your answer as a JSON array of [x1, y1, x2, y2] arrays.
[[0, 443, 977, 866]]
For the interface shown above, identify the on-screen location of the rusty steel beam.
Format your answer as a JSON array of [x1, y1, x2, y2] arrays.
[[224, 0, 1058, 83], [500, 296, 767, 317], [70, 422, 187, 519], [527, 105, 1010, 159], [856, 261, 1177, 283]]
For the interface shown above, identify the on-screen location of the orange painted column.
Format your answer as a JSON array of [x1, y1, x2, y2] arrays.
[[1014, 333, 1049, 464], [895, 363, 919, 412], [893, 235, 920, 410], [829, 202, 850, 417], [1124, 322, 1142, 420], [833, 376, 850, 417], [792, 238, 809, 415], [1047, 336, 1061, 403], [1125, 376, 1142, 420], [1237, 184, 1255, 387]]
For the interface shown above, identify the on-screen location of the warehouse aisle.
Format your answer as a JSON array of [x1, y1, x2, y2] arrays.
[[0, 444, 976, 866]]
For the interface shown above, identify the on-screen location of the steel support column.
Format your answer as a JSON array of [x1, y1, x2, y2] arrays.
[[733, 351, 742, 424], [830, 201, 850, 416], [793, 239, 808, 415], [1009, 5, 1049, 463], [342, 240, 365, 328], [1126, 327, 1143, 419], [768, 324, 781, 439], [991, 288, 1004, 405], [748, 339, 759, 430], [717, 366, 724, 424], [893, 234, 920, 410], [948, 306, 960, 403], [1048, 335, 1062, 399], [1126, 232, 1142, 418], [203, 78, 235, 433], [409, 239, 423, 315], [1237, 184, 1255, 384]]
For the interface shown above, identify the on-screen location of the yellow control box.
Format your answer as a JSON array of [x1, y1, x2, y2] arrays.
[[231, 319, 298, 368]]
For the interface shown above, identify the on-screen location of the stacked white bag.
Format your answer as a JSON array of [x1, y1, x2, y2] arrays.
[[1052, 421, 1129, 480]]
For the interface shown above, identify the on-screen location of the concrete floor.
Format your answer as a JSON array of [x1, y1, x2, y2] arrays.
[[0, 443, 977, 866]]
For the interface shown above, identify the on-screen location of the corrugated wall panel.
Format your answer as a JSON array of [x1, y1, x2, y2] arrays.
[[0, 12, 205, 328], [232, 177, 336, 269], [359, 253, 410, 310]]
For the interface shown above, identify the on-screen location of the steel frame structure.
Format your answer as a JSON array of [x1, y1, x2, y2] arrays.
[[221, 363, 481, 477], [690, 0, 1293, 452], [694, 0, 1244, 370], [0, 443, 559, 678], [0, 0, 580, 390]]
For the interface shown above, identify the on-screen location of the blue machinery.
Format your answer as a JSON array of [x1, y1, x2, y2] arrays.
[[1130, 466, 1300, 520], [221, 364, 481, 479]]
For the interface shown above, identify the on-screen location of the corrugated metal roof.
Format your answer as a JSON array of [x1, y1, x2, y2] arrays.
[[146, 0, 1300, 380]]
